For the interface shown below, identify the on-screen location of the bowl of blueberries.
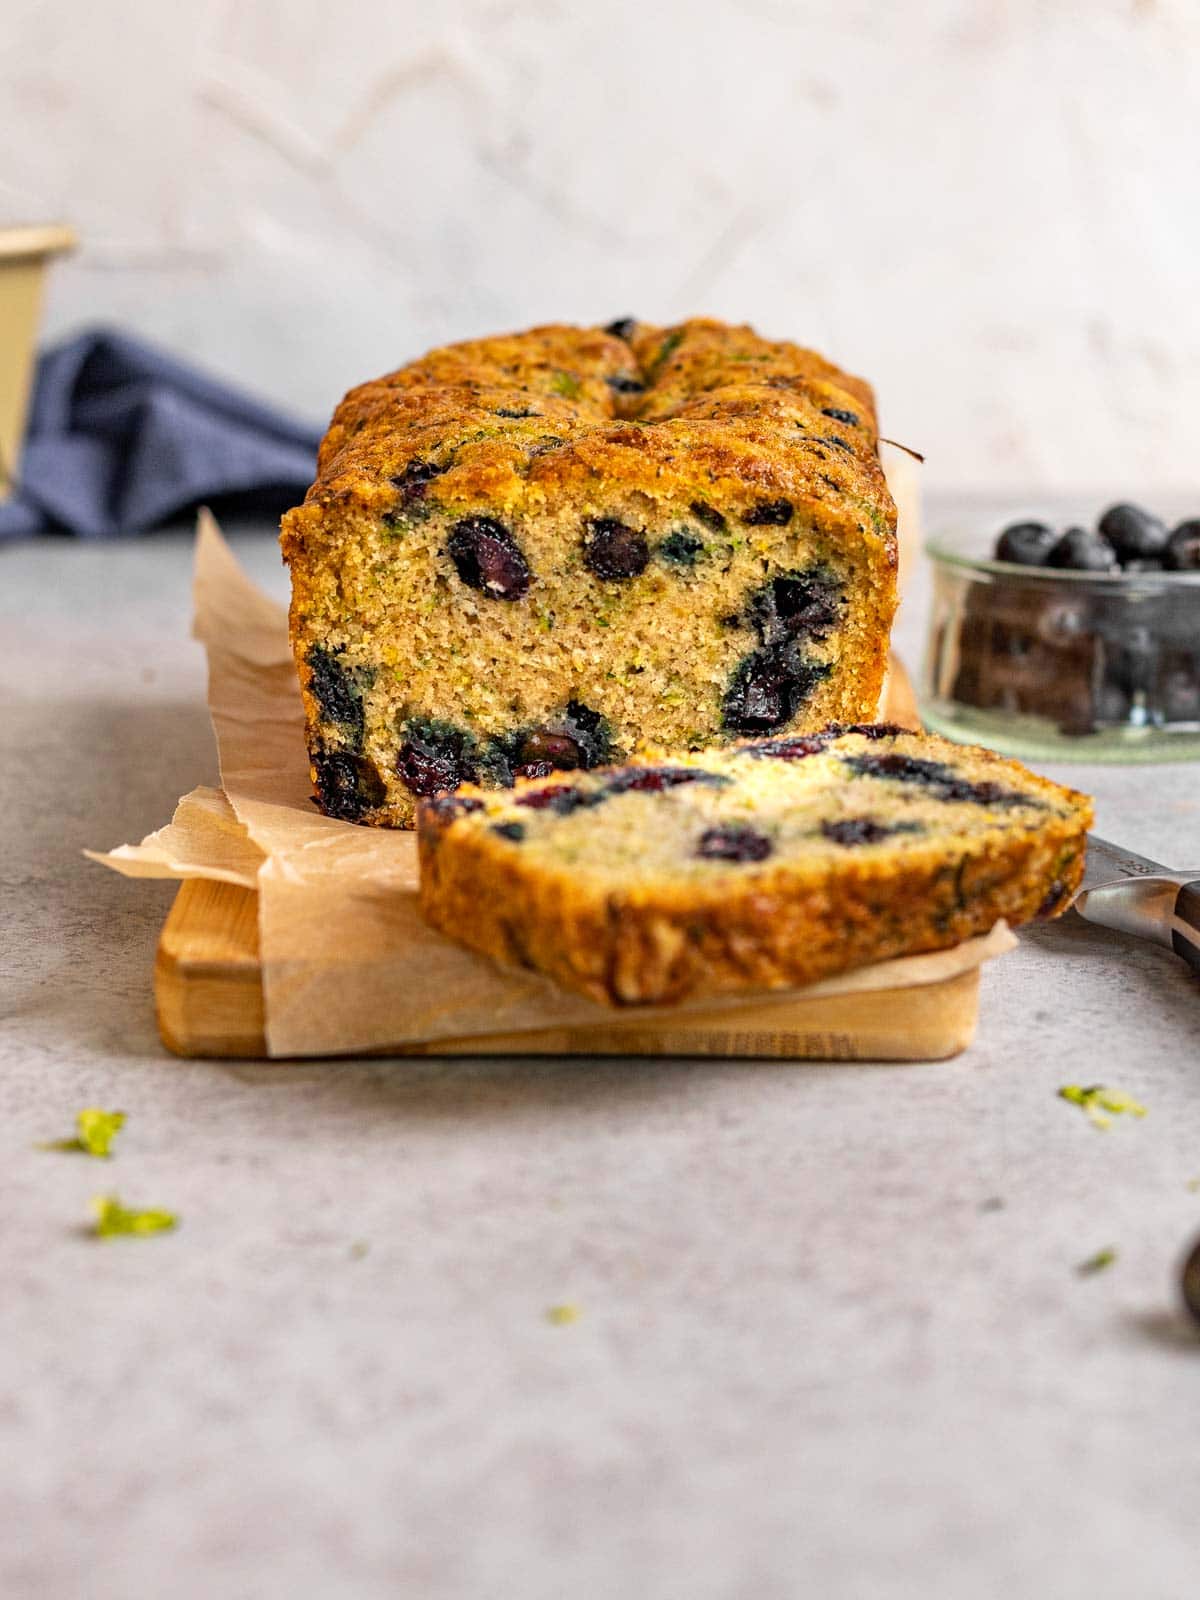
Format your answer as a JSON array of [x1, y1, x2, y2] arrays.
[[921, 503, 1200, 762]]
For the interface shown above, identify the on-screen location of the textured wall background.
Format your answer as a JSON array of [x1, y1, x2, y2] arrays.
[[3, 0, 1198, 495]]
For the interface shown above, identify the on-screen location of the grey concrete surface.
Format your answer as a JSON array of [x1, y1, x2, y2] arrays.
[[2, 520, 1198, 1600]]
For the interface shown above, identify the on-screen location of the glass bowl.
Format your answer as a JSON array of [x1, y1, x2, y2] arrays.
[[921, 517, 1200, 763]]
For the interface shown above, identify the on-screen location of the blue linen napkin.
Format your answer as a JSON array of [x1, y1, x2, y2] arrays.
[[0, 326, 323, 539]]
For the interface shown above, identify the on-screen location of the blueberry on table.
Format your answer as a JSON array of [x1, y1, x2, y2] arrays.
[[1097, 502, 1168, 564], [583, 517, 650, 580], [1045, 527, 1119, 572], [1164, 521, 1200, 571], [994, 521, 1057, 566], [695, 824, 774, 863], [447, 517, 532, 600]]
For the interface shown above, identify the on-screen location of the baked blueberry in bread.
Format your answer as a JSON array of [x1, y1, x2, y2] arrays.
[[282, 319, 898, 827], [416, 724, 1092, 1005]]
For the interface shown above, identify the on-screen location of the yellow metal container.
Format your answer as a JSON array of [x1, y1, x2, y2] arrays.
[[0, 223, 77, 498]]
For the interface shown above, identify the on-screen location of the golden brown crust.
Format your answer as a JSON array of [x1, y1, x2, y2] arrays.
[[416, 728, 1093, 1007], [297, 320, 890, 536]]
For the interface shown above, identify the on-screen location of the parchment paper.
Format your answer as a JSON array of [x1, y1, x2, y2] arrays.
[[93, 487, 1016, 1058]]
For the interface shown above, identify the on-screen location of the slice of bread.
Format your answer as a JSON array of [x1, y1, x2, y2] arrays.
[[416, 723, 1092, 1005]]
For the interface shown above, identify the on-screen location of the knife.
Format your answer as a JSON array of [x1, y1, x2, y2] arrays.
[[1073, 834, 1200, 976]]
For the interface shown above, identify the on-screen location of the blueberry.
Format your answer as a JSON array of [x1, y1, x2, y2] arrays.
[[1097, 502, 1168, 564], [604, 318, 637, 341], [396, 744, 466, 797], [606, 766, 730, 795], [520, 731, 583, 766], [742, 734, 828, 760], [659, 530, 705, 568], [743, 499, 794, 526], [390, 459, 444, 507], [994, 521, 1057, 566], [495, 406, 540, 419], [606, 374, 646, 394], [844, 751, 948, 785], [1036, 879, 1069, 918], [1045, 526, 1119, 572], [583, 517, 650, 580], [689, 501, 727, 531], [312, 750, 387, 821], [695, 824, 774, 863], [482, 702, 614, 788], [396, 718, 477, 797], [515, 784, 603, 816], [722, 642, 831, 734], [305, 646, 365, 749], [1182, 1235, 1200, 1330], [821, 407, 860, 427], [560, 700, 614, 768], [423, 795, 485, 825], [842, 751, 1032, 807], [821, 818, 914, 846], [1165, 521, 1200, 572], [447, 517, 532, 600], [512, 730, 583, 779], [741, 723, 903, 760], [491, 821, 526, 842], [935, 776, 1030, 806], [837, 722, 908, 740], [749, 571, 843, 641]]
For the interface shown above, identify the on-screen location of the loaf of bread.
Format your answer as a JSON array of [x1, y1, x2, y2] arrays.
[[416, 723, 1092, 1005], [282, 319, 898, 827]]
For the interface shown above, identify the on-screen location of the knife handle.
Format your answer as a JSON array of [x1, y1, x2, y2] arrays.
[[1174, 882, 1200, 977]]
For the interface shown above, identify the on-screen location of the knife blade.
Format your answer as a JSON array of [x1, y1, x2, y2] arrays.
[[1072, 833, 1200, 975]]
